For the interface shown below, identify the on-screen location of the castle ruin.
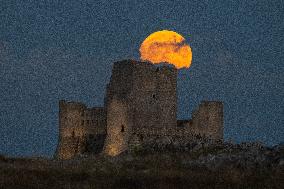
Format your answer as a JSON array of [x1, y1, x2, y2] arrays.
[[55, 60, 223, 159]]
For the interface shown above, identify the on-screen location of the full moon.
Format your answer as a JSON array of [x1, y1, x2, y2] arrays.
[[139, 30, 192, 69]]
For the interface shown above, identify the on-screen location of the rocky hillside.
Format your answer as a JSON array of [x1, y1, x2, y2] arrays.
[[0, 142, 283, 189]]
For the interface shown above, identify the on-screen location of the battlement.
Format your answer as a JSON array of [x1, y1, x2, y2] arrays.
[[59, 100, 86, 111], [112, 59, 176, 71], [110, 59, 177, 81]]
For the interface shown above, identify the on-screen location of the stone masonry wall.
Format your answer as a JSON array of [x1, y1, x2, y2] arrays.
[[131, 61, 177, 130], [128, 127, 200, 152], [105, 60, 177, 131], [103, 97, 133, 156], [103, 60, 177, 155], [127, 101, 224, 152], [177, 101, 223, 140], [190, 101, 223, 140], [55, 100, 106, 159]]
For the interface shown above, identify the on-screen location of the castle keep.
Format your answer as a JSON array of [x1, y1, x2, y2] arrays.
[[55, 60, 223, 159]]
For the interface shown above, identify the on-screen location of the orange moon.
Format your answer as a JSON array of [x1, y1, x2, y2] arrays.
[[139, 30, 192, 69]]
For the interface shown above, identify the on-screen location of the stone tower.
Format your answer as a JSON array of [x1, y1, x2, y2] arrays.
[[103, 60, 177, 156]]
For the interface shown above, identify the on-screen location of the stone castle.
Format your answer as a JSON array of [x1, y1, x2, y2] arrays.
[[55, 60, 223, 159]]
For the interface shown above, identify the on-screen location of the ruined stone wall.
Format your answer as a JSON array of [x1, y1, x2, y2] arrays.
[[104, 60, 134, 106], [102, 61, 134, 156], [103, 60, 177, 155], [130, 61, 177, 130], [83, 107, 107, 154], [105, 60, 177, 131], [128, 127, 198, 152], [206, 101, 223, 140], [55, 100, 106, 159], [193, 101, 223, 140], [103, 97, 133, 156], [127, 100, 223, 152], [55, 100, 86, 159], [186, 101, 223, 140]]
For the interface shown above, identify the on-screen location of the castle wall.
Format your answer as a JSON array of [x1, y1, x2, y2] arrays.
[[103, 97, 132, 156], [106, 60, 177, 130], [206, 101, 223, 140], [83, 108, 107, 153], [131, 63, 177, 130], [55, 100, 106, 159], [55, 100, 86, 159], [128, 127, 198, 152], [128, 100, 224, 151], [189, 101, 223, 140], [103, 60, 177, 155], [105, 61, 134, 105]]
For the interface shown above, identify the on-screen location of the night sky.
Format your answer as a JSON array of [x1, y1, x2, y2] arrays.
[[0, 0, 283, 157]]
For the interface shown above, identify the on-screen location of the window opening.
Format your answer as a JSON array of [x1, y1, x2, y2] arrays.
[[121, 125, 125, 132]]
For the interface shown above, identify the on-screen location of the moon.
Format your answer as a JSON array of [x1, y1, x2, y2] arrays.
[[139, 30, 192, 69]]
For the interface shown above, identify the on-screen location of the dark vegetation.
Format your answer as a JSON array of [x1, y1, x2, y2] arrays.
[[0, 147, 283, 189]]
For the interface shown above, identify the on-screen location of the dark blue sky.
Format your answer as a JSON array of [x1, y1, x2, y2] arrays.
[[0, 0, 283, 157]]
